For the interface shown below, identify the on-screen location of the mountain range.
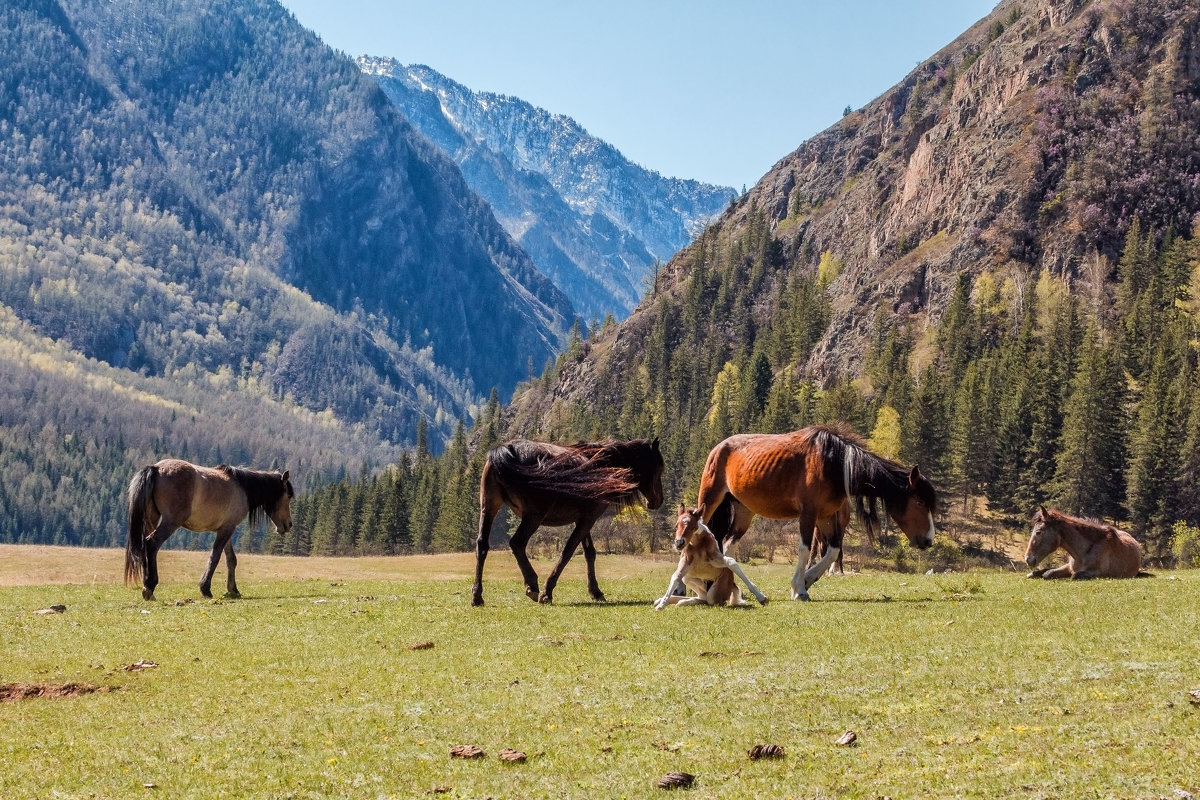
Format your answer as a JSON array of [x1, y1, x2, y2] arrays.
[[360, 58, 733, 322]]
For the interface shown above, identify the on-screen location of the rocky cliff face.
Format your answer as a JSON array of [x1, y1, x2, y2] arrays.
[[678, 0, 1200, 375], [514, 0, 1200, 417], [360, 58, 733, 321]]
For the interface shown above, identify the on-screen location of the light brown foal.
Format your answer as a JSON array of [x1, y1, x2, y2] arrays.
[[1025, 506, 1146, 579]]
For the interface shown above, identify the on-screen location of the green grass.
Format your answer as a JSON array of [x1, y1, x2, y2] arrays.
[[2, 553, 1199, 799]]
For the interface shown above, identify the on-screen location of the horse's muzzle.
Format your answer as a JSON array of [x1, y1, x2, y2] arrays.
[[672, 537, 686, 552]]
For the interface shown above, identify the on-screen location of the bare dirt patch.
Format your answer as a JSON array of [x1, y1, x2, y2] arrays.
[[0, 682, 112, 702]]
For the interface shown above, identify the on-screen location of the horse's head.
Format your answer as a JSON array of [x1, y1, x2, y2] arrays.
[[635, 437, 665, 510], [673, 504, 707, 552], [1025, 505, 1059, 567], [268, 469, 295, 535], [886, 465, 937, 549]]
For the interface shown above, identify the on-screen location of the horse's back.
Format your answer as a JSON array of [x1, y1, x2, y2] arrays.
[[710, 431, 831, 519], [149, 459, 245, 531]]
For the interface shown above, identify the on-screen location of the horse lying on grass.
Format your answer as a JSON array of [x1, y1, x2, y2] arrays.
[[1025, 505, 1151, 579], [653, 505, 768, 609]]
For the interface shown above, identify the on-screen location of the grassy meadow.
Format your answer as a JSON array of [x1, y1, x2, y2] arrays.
[[1, 545, 1198, 799]]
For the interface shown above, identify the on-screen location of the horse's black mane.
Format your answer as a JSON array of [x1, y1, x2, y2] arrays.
[[487, 438, 656, 508], [804, 424, 937, 532], [218, 465, 292, 527]]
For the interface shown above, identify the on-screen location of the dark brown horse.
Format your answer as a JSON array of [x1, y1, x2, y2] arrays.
[[472, 438, 664, 606], [125, 459, 294, 601], [690, 424, 937, 600], [1025, 506, 1148, 579]]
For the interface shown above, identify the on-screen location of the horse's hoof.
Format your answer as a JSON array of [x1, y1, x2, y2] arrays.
[[471, 595, 484, 607], [199, 587, 213, 599], [224, 590, 241, 600], [525, 588, 540, 602], [141, 589, 155, 601], [591, 593, 607, 603], [538, 594, 553, 604], [794, 592, 810, 602]]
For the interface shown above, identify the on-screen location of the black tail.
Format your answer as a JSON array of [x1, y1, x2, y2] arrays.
[[487, 442, 638, 506], [125, 466, 156, 585]]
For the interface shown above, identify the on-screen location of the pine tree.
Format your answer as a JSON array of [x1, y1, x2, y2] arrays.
[[1126, 326, 1188, 555], [1048, 325, 1126, 518]]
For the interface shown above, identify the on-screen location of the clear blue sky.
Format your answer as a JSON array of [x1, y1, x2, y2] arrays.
[[281, 0, 999, 189]]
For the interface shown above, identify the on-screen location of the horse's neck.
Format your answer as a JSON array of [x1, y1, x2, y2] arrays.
[[1055, 518, 1099, 557]]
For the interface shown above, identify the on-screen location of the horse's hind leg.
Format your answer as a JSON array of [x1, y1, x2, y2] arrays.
[[142, 519, 175, 601], [199, 527, 235, 599], [580, 533, 605, 602], [472, 479, 504, 607]]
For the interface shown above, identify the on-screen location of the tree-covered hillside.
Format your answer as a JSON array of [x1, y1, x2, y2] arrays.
[[280, 0, 1200, 566], [0, 0, 578, 545]]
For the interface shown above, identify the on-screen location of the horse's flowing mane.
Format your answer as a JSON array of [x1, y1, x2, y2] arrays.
[[218, 465, 292, 527], [803, 424, 936, 534], [487, 439, 647, 508]]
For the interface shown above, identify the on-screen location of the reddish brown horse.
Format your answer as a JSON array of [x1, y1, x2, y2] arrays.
[[472, 438, 664, 606], [1025, 506, 1148, 579], [690, 424, 937, 600], [126, 459, 294, 601]]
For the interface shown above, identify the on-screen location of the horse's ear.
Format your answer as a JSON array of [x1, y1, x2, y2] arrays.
[[651, 437, 660, 451], [678, 502, 686, 514], [282, 470, 290, 482], [1038, 504, 1048, 518], [697, 502, 706, 517], [909, 465, 920, 487]]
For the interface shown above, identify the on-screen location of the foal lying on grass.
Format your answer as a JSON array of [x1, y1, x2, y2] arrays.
[[653, 505, 769, 609]]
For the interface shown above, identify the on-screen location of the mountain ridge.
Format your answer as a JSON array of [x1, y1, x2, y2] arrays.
[[361, 57, 733, 321]]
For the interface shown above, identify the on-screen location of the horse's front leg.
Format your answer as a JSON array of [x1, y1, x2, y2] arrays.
[[654, 563, 687, 609], [1040, 563, 1074, 579], [540, 514, 598, 604], [508, 515, 543, 602], [802, 510, 844, 595], [200, 527, 235, 599], [791, 510, 817, 600], [580, 533, 606, 602], [223, 538, 240, 599]]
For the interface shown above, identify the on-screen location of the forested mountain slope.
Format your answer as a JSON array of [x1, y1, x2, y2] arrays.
[[0, 0, 575, 545], [362, 59, 733, 322], [481, 0, 1200, 560]]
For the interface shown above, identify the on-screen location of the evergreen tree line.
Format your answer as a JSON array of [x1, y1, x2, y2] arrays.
[[285, 212, 1200, 564]]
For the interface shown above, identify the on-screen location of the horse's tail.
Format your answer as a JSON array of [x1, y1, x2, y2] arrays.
[[486, 443, 638, 506], [125, 465, 157, 585]]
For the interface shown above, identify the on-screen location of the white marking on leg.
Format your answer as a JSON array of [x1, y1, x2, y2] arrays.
[[804, 546, 840, 590], [792, 541, 811, 600], [723, 557, 767, 604]]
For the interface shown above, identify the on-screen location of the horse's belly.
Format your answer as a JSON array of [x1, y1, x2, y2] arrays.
[[726, 483, 802, 519]]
